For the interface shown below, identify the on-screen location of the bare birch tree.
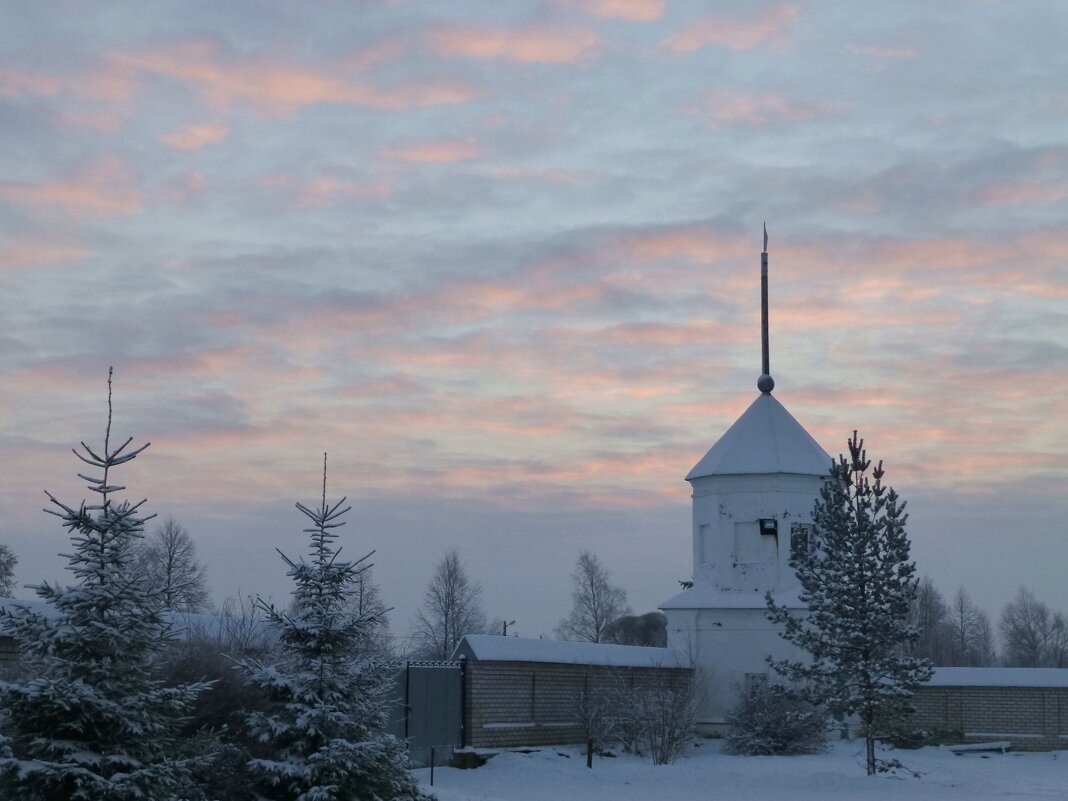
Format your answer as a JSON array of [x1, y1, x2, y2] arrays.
[[411, 548, 486, 659], [1000, 586, 1068, 667], [556, 551, 631, 643], [909, 576, 951, 664], [135, 517, 210, 613], [946, 587, 995, 666]]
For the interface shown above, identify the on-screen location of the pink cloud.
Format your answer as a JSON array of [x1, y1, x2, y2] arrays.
[[0, 59, 137, 105], [776, 295, 960, 332], [0, 155, 143, 217], [251, 174, 393, 207], [55, 110, 124, 132], [972, 181, 1068, 207], [483, 166, 595, 185], [159, 171, 208, 204], [116, 41, 477, 115], [380, 138, 480, 163], [0, 69, 63, 97], [592, 320, 743, 348], [615, 226, 751, 264], [691, 88, 837, 128], [666, 5, 799, 52], [845, 44, 918, 59], [559, 0, 665, 21], [427, 26, 600, 64], [161, 123, 230, 150], [0, 239, 87, 271]]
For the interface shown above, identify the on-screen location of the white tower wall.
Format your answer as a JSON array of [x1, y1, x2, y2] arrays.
[[667, 472, 824, 726], [661, 395, 830, 728], [691, 473, 824, 593]]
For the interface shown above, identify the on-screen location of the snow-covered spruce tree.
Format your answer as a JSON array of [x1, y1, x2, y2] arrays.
[[723, 683, 828, 756], [766, 431, 932, 776], [0, 368, 208, 801], [238, 455, 428, 801]]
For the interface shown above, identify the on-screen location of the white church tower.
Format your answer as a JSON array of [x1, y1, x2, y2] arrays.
[[661, 228, 831, 728]]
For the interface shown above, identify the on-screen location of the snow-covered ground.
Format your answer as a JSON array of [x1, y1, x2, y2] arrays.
[[416, 741, 1066, 801]]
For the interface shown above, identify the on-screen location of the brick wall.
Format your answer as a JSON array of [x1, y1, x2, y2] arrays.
[[911, 685, 1068, 751], [464, 660, 693, 749]]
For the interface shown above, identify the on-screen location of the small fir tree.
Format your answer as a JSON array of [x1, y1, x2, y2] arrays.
[[0, 368, 207, 800], [0, 544, 16, 598], [766, 431, 931, 775], [239, 455, 427, 801], [723, 683, 828, 756]]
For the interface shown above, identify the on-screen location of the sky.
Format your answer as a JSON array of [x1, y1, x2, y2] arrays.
[[1, 1, 1066, 642]]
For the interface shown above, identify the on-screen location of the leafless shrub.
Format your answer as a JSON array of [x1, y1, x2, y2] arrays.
[[631, 675, 700, 765], [573, 683, 622, 754], [575, 670, 698, 765]]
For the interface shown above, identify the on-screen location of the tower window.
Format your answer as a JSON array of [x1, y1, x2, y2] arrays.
[[759, 518, 778, 536], [699, 524, 712, 565]]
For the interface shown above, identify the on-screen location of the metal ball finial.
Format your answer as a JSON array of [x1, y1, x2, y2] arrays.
[[758, 373, 775, 394]]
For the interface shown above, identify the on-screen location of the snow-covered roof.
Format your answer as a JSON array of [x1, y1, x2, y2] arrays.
[[453, 634, 691, 669], [926, 667, 1068, 688], [659, 585, 803, 611], [686, 393, 831, 480]]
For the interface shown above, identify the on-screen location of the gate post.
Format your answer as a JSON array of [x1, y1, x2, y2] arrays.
[[459, 655, 468, 748], [403, 660, 411, 741]]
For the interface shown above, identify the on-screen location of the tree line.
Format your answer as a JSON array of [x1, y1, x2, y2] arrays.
[[4, 519, 1063, 670], [909, 577, 1068, 668], [405, 547, 662, 660]]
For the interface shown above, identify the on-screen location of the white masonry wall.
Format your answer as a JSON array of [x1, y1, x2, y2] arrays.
[[667, 471, 824, 727], [690, 473, 824, 594]]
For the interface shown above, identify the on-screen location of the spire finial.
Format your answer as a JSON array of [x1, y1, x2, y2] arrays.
[[758, 224, 774, 394]]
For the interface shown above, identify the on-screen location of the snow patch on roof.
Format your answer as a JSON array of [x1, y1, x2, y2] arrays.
[[454, 634, 691, 669], [686, 393, 831, 480], [927, 667, 1068, 688]]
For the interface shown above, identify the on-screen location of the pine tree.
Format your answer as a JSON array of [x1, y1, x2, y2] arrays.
[[766, 431, 931, 776], [239, 455, 428, 801], [0, 368, 207, 800]]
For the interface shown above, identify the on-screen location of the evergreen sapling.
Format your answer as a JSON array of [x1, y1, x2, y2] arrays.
[[0, 368, 208, 800], [238, 454, 428, 801], [766, 431, 932, 775]]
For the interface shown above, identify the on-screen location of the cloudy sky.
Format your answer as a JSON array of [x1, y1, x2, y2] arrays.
[[1, 1, 1066, 640]]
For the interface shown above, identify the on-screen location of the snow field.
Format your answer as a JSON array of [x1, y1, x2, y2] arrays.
[[416, 740, 1067, 801]]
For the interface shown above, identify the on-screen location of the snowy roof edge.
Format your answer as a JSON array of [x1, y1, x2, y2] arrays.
[[454, 634, 691, 669], [926, 667, 1068, 688]]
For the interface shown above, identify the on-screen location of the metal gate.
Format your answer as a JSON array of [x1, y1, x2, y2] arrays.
[[386, 660, 464, 767]]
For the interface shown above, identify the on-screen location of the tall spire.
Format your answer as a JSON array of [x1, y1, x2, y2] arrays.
[[758, 223, 774, 395]]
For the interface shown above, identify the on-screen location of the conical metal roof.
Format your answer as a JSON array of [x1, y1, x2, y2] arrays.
[[686, 393, 831, 480]]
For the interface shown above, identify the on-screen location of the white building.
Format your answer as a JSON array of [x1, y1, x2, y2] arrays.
[[660, 234, 831, 729]]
